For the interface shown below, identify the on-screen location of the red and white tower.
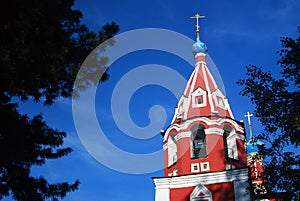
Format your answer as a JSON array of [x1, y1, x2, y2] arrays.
[[245, 113, 288, 201], [153, 13, 252, 201], [245, 112, 268, 196]]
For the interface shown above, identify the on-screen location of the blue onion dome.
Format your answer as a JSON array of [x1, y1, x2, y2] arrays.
[[192, 38, 208, 55], [247, 137, 264, 155]]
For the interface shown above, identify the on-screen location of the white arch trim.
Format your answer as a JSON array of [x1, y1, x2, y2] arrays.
[[164, 117, 244, 142]]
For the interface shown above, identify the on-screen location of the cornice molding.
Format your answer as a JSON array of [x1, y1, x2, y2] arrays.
[[153, 168, 249, 189]]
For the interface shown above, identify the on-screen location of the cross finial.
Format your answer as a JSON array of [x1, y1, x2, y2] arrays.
[[244, 112, 254, 137], [190, 13, 205, 40]]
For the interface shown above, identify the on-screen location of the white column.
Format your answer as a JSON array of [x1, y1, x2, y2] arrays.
[[155, 188, 170, 201], [153, 178, 170, 201]]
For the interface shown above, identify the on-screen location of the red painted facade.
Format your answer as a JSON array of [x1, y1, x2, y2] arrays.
[[153, 24, 290, 201], [170, 182, 235, 201], [163, 52, 247, 178], [164, 118, 247, 176], [153, 45, 252, 201]]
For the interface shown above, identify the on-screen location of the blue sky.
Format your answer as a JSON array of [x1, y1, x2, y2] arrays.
[[6, 0, 300, 200]]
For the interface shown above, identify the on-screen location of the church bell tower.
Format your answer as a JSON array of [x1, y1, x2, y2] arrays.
[[153, 13, 252, 201]]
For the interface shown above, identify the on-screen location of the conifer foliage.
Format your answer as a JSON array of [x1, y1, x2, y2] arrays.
[[0, 0, 119, 200]]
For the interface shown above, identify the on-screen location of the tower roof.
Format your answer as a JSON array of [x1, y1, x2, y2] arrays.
[[171, 19, 234, 123]]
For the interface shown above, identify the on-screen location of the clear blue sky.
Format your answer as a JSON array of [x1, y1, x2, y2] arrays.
[[8, 0, 300, 200]]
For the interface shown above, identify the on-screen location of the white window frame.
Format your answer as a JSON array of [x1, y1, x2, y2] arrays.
[[192, 87, 207, 108], [200, 162, 210, 172], [167, 133, 177, 167], [191, 163, 200, 173]]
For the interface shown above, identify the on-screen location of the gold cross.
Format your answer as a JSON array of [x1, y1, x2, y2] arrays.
[[244, 112, 254, 137], [190, 13, 205, 39]]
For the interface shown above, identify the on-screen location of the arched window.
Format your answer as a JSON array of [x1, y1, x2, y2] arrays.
[[223, 125, 232, 158], [191, 124, 207, 158], [168, 132, 177, 166], [223, 125, 238, 160]]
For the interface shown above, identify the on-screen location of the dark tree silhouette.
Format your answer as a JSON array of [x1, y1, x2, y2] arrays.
[[237, 27, 299, 199], [0, 0, 119, 200]]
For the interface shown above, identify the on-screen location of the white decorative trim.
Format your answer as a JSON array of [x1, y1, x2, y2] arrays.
[[200, 162, 210, 172], [226, 163, 231, 170], [205, 65, 234, 119], [205, 128, 224, 136], [172, 128, 226, 141], [171, 103, 179, 124], [164, 117, 244, 142], [204, 62, 218, 90], [194, 52, 207, 57], [153, 169, 251, 201], [175, 95, 186, 120], [184, 69, 196, 97], [212, 89, 227, 110], [224, 98, 234, 119], [202, 63, 216, 113], [184, 65, 199, 120], [172, 94, 189, 123], [171, 112, 177, 124], [182, 95, 189, 120], [167, 143, 177, 167], [190, 184, 212, 201], [163, 143, 168, 150], [153, 177, 172, 189], [228, 133, 245, 141], [195, 61, 207, 66], [153, 168, 250, 188], [172, 54, 237, 123], [191, 163, 200, 173], [227, 133, 245, 160], [195, 62, 207, 68], [174, 131, 191, 141], [227, 135, 239, 160], [191, 87, 207, 108]]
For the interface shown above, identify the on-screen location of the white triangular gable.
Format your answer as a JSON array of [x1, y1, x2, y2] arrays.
[[190, 184, 213, 201], [211, 89, 227, 110], [175, 95, 188, 120], [191, 87, 207, 108]]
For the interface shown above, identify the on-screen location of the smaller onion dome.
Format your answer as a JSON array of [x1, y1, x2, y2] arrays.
[[192, 38, 208, 55], [246, 137, 264, 155]]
